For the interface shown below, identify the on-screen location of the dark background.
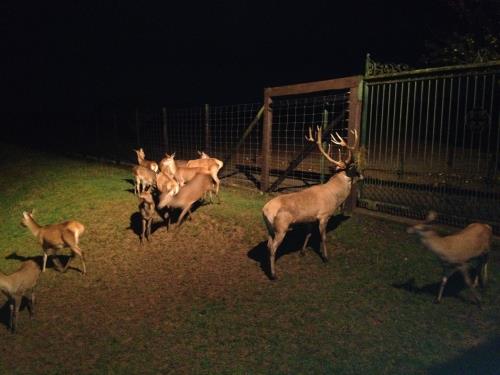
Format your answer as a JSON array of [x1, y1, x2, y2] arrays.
[[1, 1, 454, 113]]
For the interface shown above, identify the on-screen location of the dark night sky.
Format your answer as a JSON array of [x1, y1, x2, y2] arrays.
[[0, 1, 452, 112]]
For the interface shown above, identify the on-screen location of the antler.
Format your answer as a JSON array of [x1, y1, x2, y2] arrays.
[[306, 126, 345, 168], [330, 129, 359, 164]]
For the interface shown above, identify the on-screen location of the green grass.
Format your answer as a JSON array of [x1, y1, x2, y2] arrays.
[[0, 143, 499, 374]]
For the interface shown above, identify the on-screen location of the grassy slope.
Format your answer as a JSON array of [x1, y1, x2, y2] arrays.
[[0, 143, 499, 375]]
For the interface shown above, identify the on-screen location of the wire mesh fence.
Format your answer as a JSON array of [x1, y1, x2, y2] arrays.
[[4, 61, 498, 233], [360, 63, 500, 233], [267, 92, 350, 191]]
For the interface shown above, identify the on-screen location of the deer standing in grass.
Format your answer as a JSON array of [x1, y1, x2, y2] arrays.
[[407, 211, 492, 305], [0, 260, 41, 333], [262, 127, 361, 280], [21, 211, 87, 275], [158, 173, 216, 229], [132, 165, 156, 195], [138, 191, 155, 244], [134, 148, 159, 172]]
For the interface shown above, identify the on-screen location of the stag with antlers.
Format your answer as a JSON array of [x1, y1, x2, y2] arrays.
[[261, 126, 361, 280]]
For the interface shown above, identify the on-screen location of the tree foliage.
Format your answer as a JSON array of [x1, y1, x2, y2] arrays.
[[421, 0, 500, 65]]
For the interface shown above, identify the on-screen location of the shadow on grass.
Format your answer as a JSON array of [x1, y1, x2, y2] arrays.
[[5, 252, 77, 274], [427, 335, 500, 375], [248, 214, 350, 280], [127, 212, 165, 242], [392, 273, 480, 305]]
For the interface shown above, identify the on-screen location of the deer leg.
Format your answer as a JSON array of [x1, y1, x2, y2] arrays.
[[478, 254, 489, 288], [9, 301, 14, 333], [27, 290, 35, 319], [11, 296, 21, 333], [268, 231, 286, 280], [140, 218, 147, 244], [318, 218, 329, 262], [42, 252, 48, 272], [435, 266, 455, 303], [176, 206, 192, 227], [147, 218, 152, 240], [300, 224, 313, 256], [460, 266, 481, 306]]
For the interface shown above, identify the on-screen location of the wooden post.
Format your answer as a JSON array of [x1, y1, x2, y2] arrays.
[[162, 107, 168, 152], [204, 104, 211, 153], [261, 90, 273, 191], [319, 109, 329, 184], [344, 83, 363, 213]]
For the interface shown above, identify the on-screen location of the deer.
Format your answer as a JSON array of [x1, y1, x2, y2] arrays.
[[262, 126, 361, 280], [133, 148, 159, 172], [132, 165, 157, 195], [159, 153, 188, 172], [407, 211, 492, 305], [138, 191, 156, 244], [186, 151, 224, 196], [161, 153, 214, 190], [156, 170, 180, 195], [21, 210, 87, 275], [0, 260, 41, 333], [157, 173, 216, 229]]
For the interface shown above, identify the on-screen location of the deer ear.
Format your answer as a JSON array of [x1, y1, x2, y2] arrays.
[[197, 150, 202, 155], [171, 152, 176, 158]]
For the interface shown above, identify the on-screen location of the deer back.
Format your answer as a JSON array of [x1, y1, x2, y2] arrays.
[[158, 173, 213, 210]]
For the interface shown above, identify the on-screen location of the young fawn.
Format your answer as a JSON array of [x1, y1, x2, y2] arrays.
[[21, 211, 87, 275]]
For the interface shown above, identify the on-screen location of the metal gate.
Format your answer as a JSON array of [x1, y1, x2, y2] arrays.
[[359, 57, 500, 233]]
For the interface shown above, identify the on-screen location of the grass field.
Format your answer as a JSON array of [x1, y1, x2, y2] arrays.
[[0, 143, 499, 374]]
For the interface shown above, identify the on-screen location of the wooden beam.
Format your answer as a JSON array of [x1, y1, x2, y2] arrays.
[[267, 76, 362, 97], [260, 90, 273, 191], [344, 85, 363, 213]]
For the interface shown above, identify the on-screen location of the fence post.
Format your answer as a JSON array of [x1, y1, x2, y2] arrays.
[[162, 107, 168, 152], [319, 109, 329, 184], [261, 89, 273, 191], [204, 104, 211, 153], [135, 108, 140, 147], [344, 83, 363, 213]]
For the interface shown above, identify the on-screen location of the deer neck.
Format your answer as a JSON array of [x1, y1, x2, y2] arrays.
[[24, 216, 42, 238], [325, 171, 352, 195], [168, 161, 178, 175], [0, 273, 10, 294]]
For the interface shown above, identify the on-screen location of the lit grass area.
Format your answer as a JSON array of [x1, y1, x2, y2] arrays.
[[0, 143, 499, 374]]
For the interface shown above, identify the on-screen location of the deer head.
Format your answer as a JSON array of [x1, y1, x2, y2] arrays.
[[407, 211, 438, 234], [306, 126, 362, 180], [197, 151, 210, 159]]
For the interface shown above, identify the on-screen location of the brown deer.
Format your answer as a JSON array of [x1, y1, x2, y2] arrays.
[[156, 170, 180, 195], [262, 127, 361, 279], [0, 260, 41, 333], [159, 152, 187, 172], [161, 154, 212, 189], [134, 148, 159, 172], [186, 151, 224, 195], [21, 210, 87, 275], [132, 165, 157, 195], [138, 191, 156, 244], [407, 211, 492, 305], [157, 173, 216, 229]]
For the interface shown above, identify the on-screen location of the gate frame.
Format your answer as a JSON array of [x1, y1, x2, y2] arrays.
[[260, 75, 363, 210]]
